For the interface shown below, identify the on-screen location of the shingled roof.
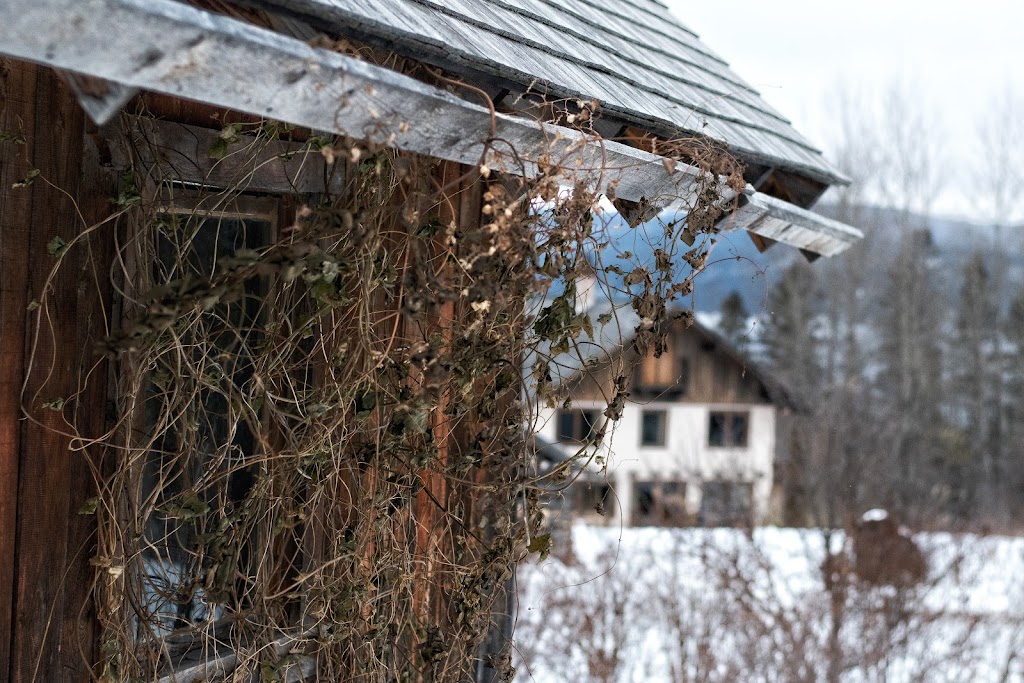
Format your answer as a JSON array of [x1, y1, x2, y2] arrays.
[[0, 0, 863, 256], [254, 0, 846, 191]]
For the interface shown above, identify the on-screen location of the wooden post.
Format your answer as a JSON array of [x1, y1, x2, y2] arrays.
[[0, 59, 110, 683], [0, 56, 37, 683]]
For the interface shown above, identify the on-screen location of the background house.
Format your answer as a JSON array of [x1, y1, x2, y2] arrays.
[[537, 309, 796, 528]]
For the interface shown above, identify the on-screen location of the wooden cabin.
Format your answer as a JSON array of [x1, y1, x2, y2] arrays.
[[0, 0, 858, 680]]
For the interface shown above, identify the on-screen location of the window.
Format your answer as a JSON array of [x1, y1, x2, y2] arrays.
[[698, 481, 753, 527], [556, 408, 599, 443], [138, 192, 278, 642], [574, 481, 613, 517], [708, 411, 749, 448], [639, 346, 676, 388], [632, 480, 688, 526], [640, 410, 667, 447]]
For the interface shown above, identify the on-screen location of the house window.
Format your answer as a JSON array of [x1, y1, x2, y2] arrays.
[[635, 348, 688, 397], [708, 411, 749, 448], [640, 409, 667, 447], [698, 481, 753, 527], [574, 481, 613, 517], [138, 192, 278, 640], [556, 408, 599, 443], [632, 480, 688, 526]]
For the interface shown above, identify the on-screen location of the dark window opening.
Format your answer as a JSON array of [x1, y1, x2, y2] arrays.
[[708, 411, 750, 448], [632, 480, 688, 526], [640, 410, 668, 447], [574, 481, 613, 517], [556, 409, 599, 443], [698, 481, 753, 527], [140, 194, 277, 639]]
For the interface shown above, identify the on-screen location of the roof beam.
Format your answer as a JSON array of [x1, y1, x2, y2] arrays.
[[731, 189, 863, 257], [0, 0, 860, 256]]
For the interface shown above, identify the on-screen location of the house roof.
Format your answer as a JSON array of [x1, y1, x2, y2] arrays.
[[0, 0, 862, 257], [253, 0, 846, 190]]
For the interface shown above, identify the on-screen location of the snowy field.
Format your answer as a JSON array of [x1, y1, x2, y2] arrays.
[[514, 525, 1024, 683]]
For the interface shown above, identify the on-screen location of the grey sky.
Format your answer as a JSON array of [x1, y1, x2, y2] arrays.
[[666, 1, 1024, 219]]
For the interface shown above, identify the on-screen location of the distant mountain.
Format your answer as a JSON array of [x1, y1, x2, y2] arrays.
[[563, 203, 1020, 326], [691, 203, 1021, 316]]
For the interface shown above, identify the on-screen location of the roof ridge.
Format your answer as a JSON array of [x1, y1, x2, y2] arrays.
[[396, 0, 821, 156]]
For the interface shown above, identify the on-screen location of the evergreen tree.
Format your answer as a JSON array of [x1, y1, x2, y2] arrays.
[[719, 290, 749, 350], [951, 251, 1000, 515], [762, 261, 822, 402], [1000, 289, 1024, 516], [875, 228, 946, 517]]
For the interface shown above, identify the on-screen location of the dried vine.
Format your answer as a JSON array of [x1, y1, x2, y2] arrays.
[[22, 98, 743, 682]]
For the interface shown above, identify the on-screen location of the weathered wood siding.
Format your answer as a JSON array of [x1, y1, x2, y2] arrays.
[[1, 59, 114, 683], [1, 61, 501, 682], [568, 318, 771, 406]]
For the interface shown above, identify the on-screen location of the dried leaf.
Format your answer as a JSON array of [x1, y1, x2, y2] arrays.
[[42, 397, 65, 411], [12, 168, 39, 188], [527, 533, 551, 562], [47, 236, 68, 257]]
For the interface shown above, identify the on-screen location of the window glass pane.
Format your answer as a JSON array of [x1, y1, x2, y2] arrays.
[[575, 482, 611, 516], [634, 482, 655, 518], [581, 410, 598, 441], [141, 210, 271, 637], [640, 410, 666, 446], [730, 413, 749, 447], [557, 410, 576, 442], [699, 481, 726, 526], [660, 481, 688, 526], [708, 412, 726, 446]]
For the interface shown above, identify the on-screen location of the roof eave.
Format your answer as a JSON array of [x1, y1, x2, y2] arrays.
[[0, 0, 861, 257]]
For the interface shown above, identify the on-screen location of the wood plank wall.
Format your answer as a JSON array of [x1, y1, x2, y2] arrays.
[[570, 319, 772, 406], [0, 61, 503, 683], [0, 59, 113, 683]]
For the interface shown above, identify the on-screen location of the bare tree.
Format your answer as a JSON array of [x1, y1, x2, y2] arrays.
[[970, 86, 1024, 522]]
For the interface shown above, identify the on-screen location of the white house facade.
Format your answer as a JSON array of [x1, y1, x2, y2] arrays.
[[538, 400, 776, 526]]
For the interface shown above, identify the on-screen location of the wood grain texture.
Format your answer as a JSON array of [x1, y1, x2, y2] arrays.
[[6, 62, 100, 683], [109, 117, 344, 194], [0, 57, 37, 683], [568, 318, 777, 408]]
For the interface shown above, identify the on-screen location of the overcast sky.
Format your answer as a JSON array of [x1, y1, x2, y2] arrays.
[[666, 1, 1024, 220]]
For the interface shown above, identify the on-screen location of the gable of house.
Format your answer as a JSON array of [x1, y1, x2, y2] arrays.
[[561, 314, 792, 408]]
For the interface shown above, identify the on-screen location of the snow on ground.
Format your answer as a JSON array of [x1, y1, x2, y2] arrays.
[[515, 524, 1024, 683]]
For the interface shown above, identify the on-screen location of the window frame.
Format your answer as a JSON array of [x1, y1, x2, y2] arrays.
[[555, 408, 600, 444], [573, 480, 613, 519], [631, 479, 689, 527], [132, 186, 291, 663], [707, 410, 750, 448], [698, 480, 754, 527], [639, 409, 668, 447]]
